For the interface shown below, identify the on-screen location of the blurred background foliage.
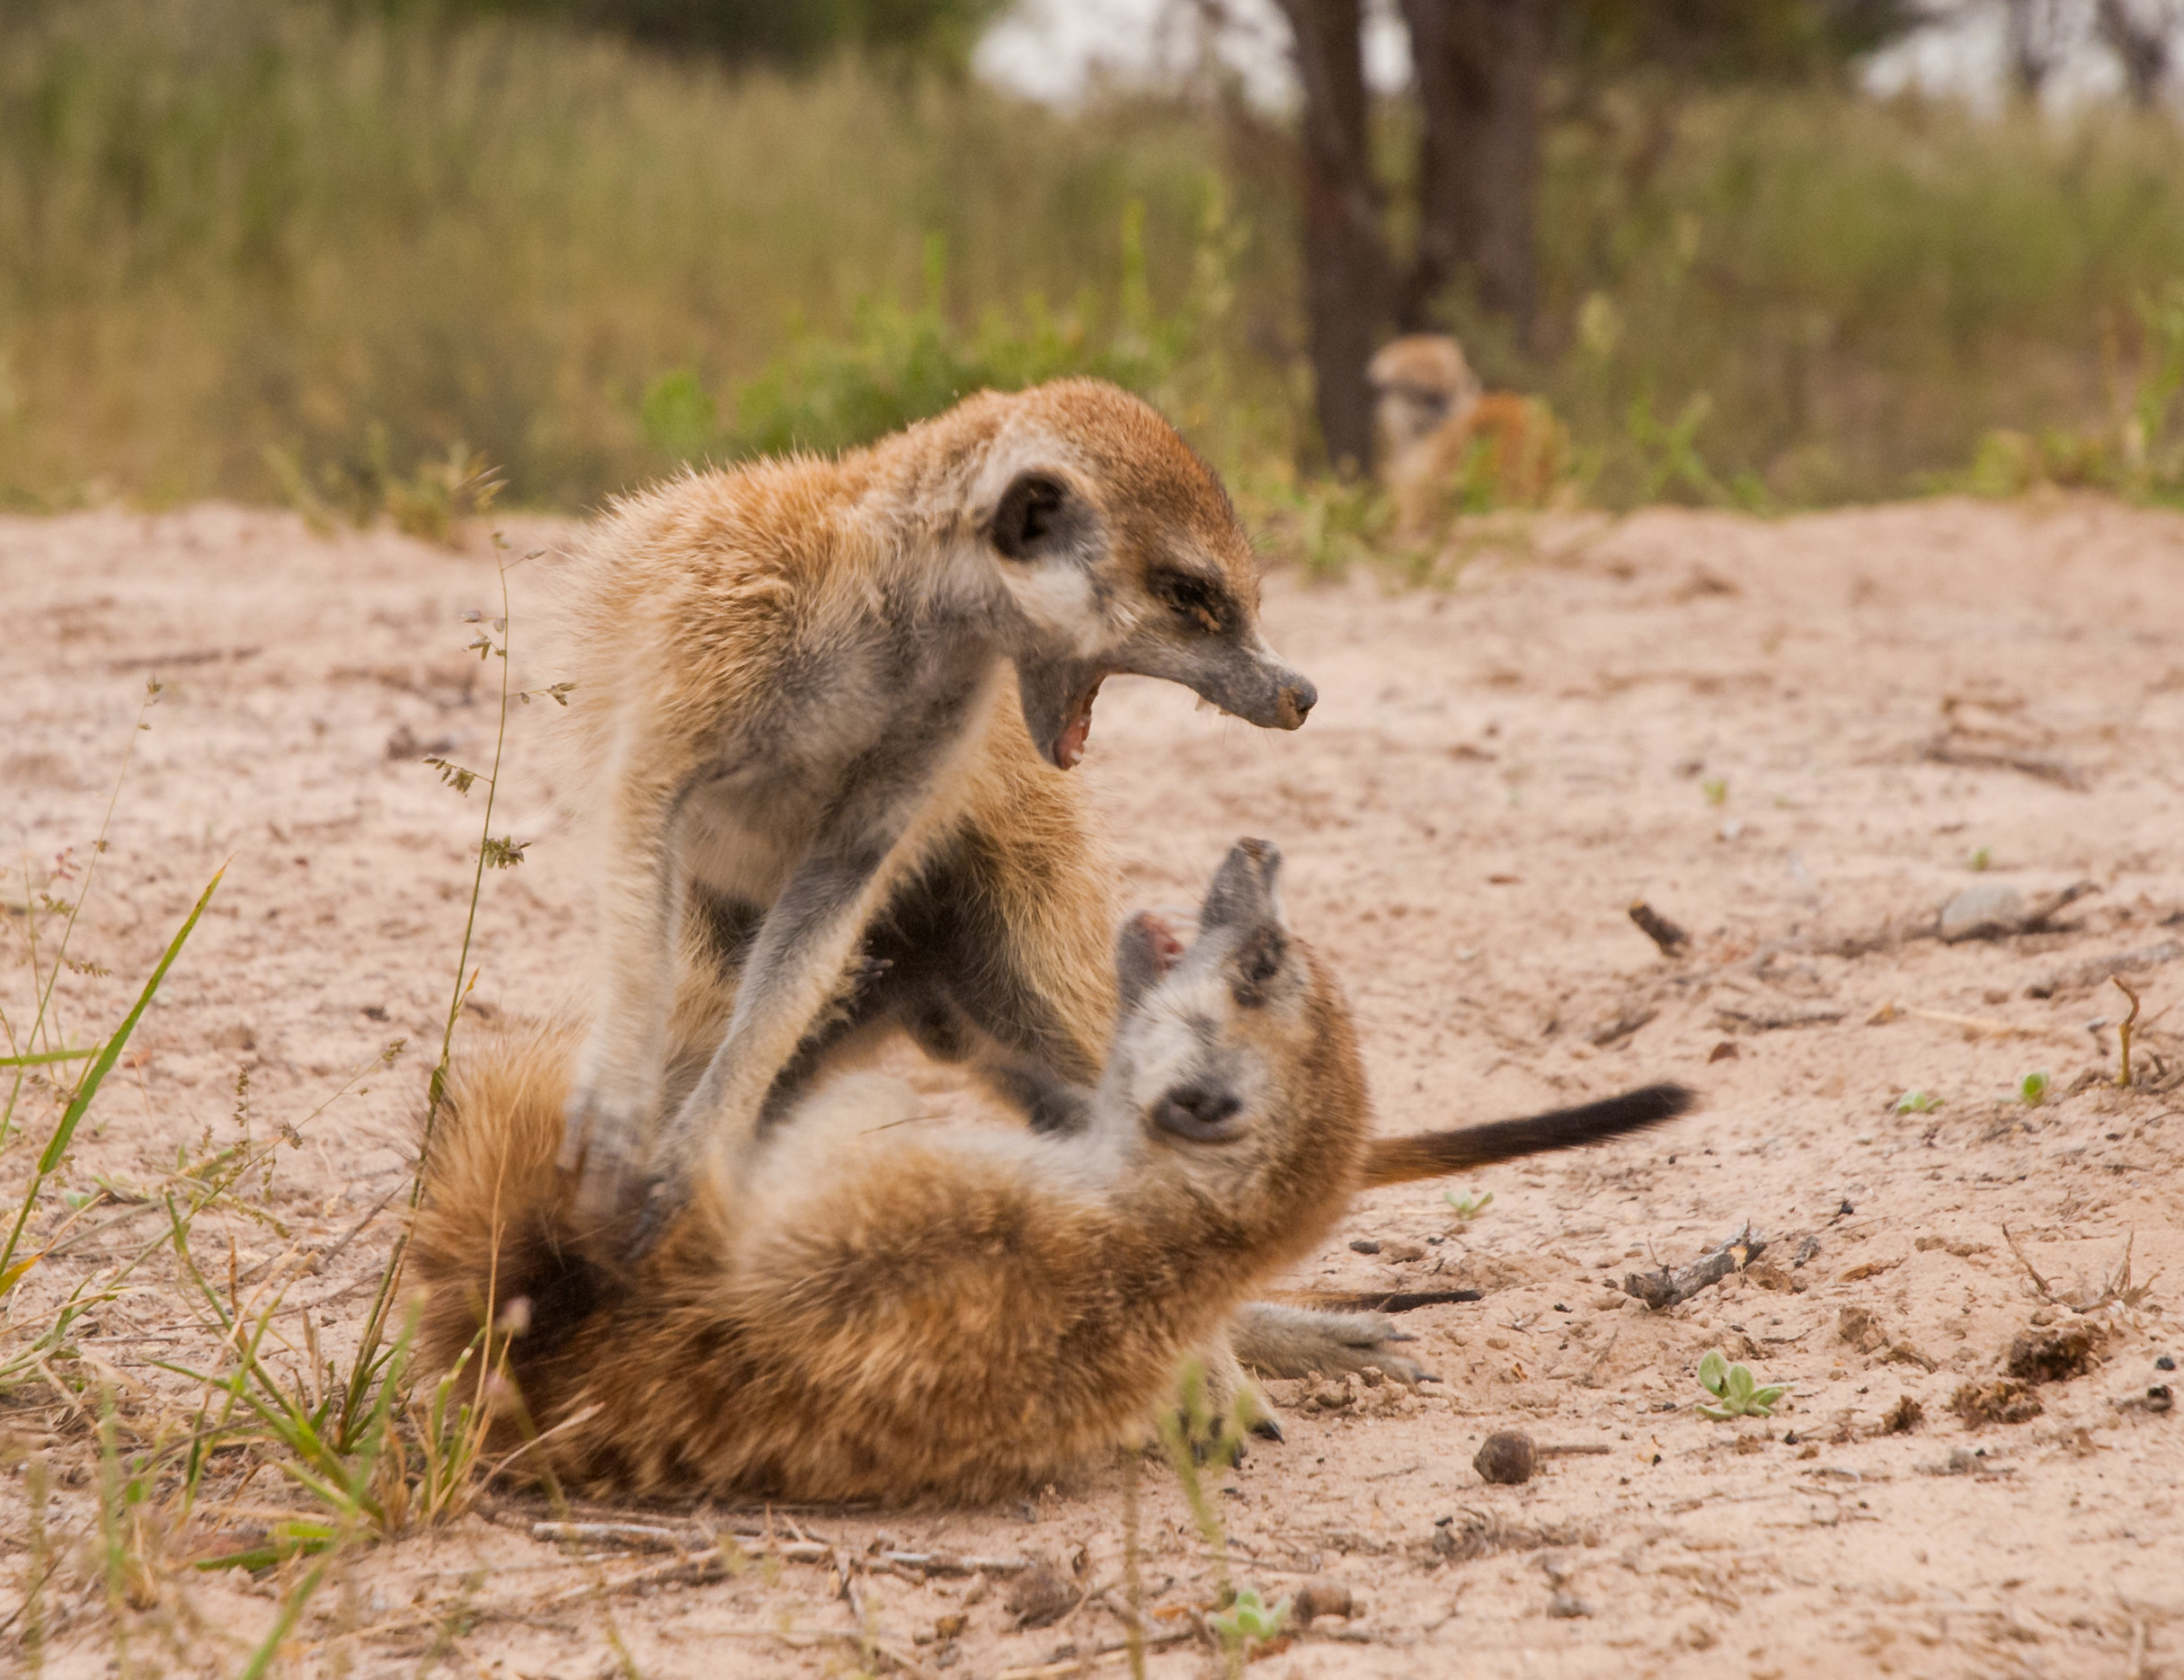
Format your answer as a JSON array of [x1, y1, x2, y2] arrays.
[[5, 0, 2184, 517]]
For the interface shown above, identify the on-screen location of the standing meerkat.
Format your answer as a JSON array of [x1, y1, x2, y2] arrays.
[[1368, 333, 1563, 538], [413, 840, 1693, 1502], [554, 380, 1317, 1237]]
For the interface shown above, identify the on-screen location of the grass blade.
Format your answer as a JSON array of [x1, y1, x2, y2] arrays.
[[0, 1046, 105, 1069], [0, 867, 224, 1289]]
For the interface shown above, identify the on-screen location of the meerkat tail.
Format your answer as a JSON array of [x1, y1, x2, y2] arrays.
[[410, 1020, 608, 1381], [1359, 1081, 1698, 1188]]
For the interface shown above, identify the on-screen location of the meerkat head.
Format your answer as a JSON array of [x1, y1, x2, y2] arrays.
[[972, 380, 1316, 771], [1367, 333, 1483, 464], [1101, 839, 1366, 1218]]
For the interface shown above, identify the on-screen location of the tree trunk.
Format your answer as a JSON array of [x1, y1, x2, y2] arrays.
[[1271, 0, 1393, 475], [2097, 0, 2174, 107], [1400, 0, 1546, 343], [2002, 0, 2072, 104]]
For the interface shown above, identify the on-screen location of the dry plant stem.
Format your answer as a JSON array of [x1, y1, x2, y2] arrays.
[[346, 543, 519, 1427], [2115, 976, 2142, 1087], [2002, 1223, 2056, 1302], [997, 1637, 1197, 1680], [1536, 1444, 1613, 1457], [1121, 1445, 1148, 1680], [1903, 1006, 2071, 1042], [1624, 1224, 1768, 1310]]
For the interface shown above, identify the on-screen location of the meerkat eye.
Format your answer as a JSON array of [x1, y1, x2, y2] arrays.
[[1148, 569, 1229, 635], [1230, 928, 1287, 1007], [991, 472, 1070, 560]]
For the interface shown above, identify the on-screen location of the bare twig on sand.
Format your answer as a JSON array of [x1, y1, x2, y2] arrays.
[[1628, 901, 1691, 956], [1624, 1225, 1767, 1310], [1920, 733, 2090, 791]]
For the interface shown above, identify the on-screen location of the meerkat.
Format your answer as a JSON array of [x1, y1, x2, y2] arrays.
[[413, 840, 1694, 1503], [552, 379, 1318, 1241], [1368, 333, 1563, 539], [1370, 333, 1485, 466]]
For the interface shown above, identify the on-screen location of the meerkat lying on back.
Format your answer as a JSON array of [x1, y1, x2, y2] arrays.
[[1369, 333, 1563, 538], [554, 379, 1317, 1240], [413, 840, 1693, 1502]]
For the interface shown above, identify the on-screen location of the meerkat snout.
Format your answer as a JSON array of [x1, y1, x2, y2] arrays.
[[1152, 1084, 1246, 1142]]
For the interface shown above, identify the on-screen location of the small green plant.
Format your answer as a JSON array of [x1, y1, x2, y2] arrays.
[[1157, 1360, 1274, 1678], [1695, 1348, 1789, 1420], [2017, 1069, 2050, 1107], [1443, 1188, 1495, 1222], [1894, 1089, 1942, 1114], [1966, 846, 1993, 871], [1700, 777, 1728, 805], [1208, 1584, 1292, 1653]]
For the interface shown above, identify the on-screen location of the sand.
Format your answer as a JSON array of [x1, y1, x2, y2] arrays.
[[2, 493, 2179, 1677]]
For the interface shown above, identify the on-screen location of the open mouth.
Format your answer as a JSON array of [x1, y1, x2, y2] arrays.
[[1053, 675, 1105, 770]]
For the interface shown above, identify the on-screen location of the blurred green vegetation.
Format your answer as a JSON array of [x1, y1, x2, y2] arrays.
[[417, 0, 1008, 70], [0, 0, 1289, 511], [7, 0, 2184, 517]]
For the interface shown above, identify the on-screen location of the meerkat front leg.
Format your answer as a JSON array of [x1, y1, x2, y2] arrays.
[[640, 716, 982, 1227], [561, 747, 705, 1228]]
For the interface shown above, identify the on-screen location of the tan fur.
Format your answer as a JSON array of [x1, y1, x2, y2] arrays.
[[1369, 333, 1484, 464], [413, 847, 1368, 1503], [1369, 334, 1564, 539], [413, 838, 1695, 1501], [552, 378, 1313, 1225]]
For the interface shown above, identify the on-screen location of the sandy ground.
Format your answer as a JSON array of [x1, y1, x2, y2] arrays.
[[2, 493, 2180, 1678]]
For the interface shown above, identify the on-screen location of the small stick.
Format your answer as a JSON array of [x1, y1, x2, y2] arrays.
[[2115, 977, 2142, 1089], [1904, 1007, 2041, 1039], [1622, 1224, 1767, 1310], [1535, 1444, 1613, 1457], [531, 1522, 689, 1551], [2001, 1224, 2055, 1303], [1628, 901, 1690, 956]]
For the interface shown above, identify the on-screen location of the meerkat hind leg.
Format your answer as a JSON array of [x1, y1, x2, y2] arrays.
[[1230, 1302, 1430, 1385]]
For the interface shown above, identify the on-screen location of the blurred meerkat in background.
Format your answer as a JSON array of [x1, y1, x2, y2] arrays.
[[1369, 333, 1563, 538]]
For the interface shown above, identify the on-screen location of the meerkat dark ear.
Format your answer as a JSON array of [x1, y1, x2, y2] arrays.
[[990, 471, 1075, 560], [1115, 911, 1184, 1013], [1198, 838, 1283, 933]]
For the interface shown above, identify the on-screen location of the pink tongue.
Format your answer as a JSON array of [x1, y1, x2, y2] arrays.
[[1056, 706, 1091, 769], [1055, 682, 1100, 769]]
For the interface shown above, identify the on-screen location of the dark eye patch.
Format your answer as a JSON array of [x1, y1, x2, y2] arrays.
[[1230, 927, 1286, 1007], [1148, 568, 1231, 636]]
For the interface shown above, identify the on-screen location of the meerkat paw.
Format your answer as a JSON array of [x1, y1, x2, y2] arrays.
[[1229, 1302, 1434, 1386], [557, 1089, 652, 1235], [1172, 1341, 1279, 1465]]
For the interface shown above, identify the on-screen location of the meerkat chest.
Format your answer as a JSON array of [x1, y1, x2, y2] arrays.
[[675, 637, 1007, 900]]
